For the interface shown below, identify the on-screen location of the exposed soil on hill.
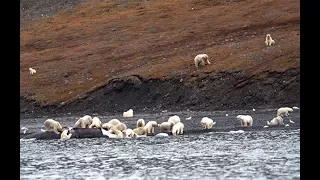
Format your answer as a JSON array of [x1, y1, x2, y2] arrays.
[[20, 0, 300, 118]]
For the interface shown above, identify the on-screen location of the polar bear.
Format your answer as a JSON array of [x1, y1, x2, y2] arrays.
[[114, 123, 127, 132], [172, 122, 184, 136], [236, 115, 253, 127], [200, 117, 215, 129], [168, 115, 181, 125], [276, 107, 293, 117], [60, 129, 72, 140], [108, 119, 122, 125], [159, 121, 174, 133], [44, 119, 63, 134], [267, 116, 284, 126], [101, 122, 113, 130], [123, 128, 137, 138], [108, 127, 124, 138], [123, 109, 133, 117], [89, 117, 102, 128], [136, 118, 145, 128], [265, 34, 275, 46], [144, 121, 158, 134], [29, 67, 36, 74], [73, 115, 93, 128], [133, 127, 147, 136], [194, 54, 211, 68]]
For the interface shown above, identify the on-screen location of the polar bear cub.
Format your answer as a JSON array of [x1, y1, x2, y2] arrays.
[[44, 119, 63, 134], [144, 121, 158, 134], [73, 115, 93, 128], [89, 117, 102, 128], [172, 122, 184, 136], [276, 107, 293, 117], [236, 115, 253, 127], [194, 54, 211, 68], [200, 117, 214, 129], [265, 34, 275, 46]]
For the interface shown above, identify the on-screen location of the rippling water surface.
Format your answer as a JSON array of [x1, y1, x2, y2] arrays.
[[20, 128, 300, 180]]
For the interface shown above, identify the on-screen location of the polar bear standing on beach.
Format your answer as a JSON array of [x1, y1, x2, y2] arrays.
[[236, 115, 253, 127], [194, 54, 211, 68], [276, 107, 293, 117], [89, 117, 102, 128], [144, 121, 158, 134], [73, 115, 93, 128], [136, 119, 146, 128], [159, 121, 174, 133], [265, 34, 275, 46], [167, 115, 181, 125], [44, 119, 63, 134], [172, 122, 184, 136], [200, 117, 215, 129]]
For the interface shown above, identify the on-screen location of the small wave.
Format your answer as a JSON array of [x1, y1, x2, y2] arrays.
[[228, 130, 245, 134]]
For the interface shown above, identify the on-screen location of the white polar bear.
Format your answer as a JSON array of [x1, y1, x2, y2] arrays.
[[44, 119, 63, 134], [108, 127, 124, 138], [73, 115, 93, 128], [194, 54, 211, 68], [136, 118, 145, 128], [101, 122, 113, 130], [133, 127, 147, 136], [144, 121, 158, 134], [108, 119, 122, 126], [172, 122, 184, 136], [29, 67, 36, 74], [167, 115, 181, 125], [60, 129, 72, 140], [123, 109, 133, 117], [200, 117, 215, 129], [89, 117, 102, 128], [267, 116, 284, 126], [265, 34, 275, 46], [236, 115, 253, 127], [123, 128, 137, 138], [159, 121, 174, 133], [276, 107, 293, 117]]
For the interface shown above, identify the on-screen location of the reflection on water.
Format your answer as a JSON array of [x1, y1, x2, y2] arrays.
[[20, 129, 300, 180]]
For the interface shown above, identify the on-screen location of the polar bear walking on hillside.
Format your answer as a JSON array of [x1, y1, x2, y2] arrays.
[[265, 34, 275, 46], [194, 54, 211, 68]]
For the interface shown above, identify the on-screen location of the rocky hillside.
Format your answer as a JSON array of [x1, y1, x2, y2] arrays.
[[20, 0, 300, 117]]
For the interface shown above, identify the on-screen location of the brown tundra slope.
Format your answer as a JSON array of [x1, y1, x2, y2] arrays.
[[20, 0, 300, 117]]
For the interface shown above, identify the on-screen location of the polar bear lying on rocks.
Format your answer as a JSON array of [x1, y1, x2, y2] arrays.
[[123, 109, 133, 117], [267, 116, 284, 126], [44, 119, 63, 134]]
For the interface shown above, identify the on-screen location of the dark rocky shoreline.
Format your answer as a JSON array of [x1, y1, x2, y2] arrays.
[[20, 68, 300, 119]]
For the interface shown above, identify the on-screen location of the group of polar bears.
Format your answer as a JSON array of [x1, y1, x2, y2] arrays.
[[42, 106, 297, 140], [235, 106, 298, 128], [193, 34, 275, 68]]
